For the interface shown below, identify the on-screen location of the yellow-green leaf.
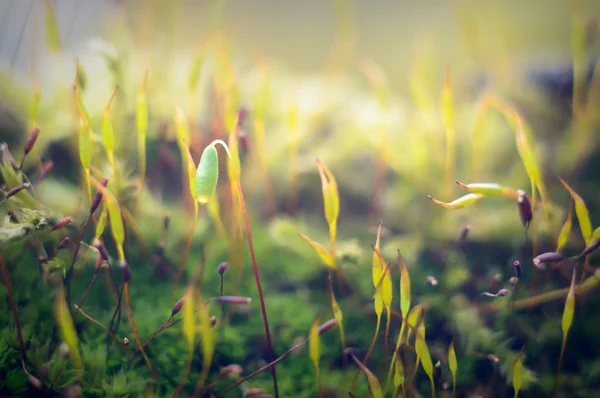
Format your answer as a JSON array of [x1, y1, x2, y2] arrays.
[[317, 159, 339, 226], [44, 0, 61, 53], [428, 193, 483, 209], [513, 348, 525, 398], [90, 177, 124, 260], [514, 116, 543, 197], [55, 287, 82, 380], [562, 268, 576, 340], [592, 227, 600, 241], [188, 46, 205, 93], [174, 105, 190, 147], [298, 233, 334, 267], [556, 200, 573, 253], [350, 353, 384, 398], [308, 313, 321, 367], [373, 222, 393, 308], [198, 294, 215, 373], [405, 304, 425, 343], [102, 86, 118, 152], [448, 340, 457, 375], [328, 276, 345, 349], [182, 286, 196, 351], [455, 181, 518, 198], [77, 117, 92, 170], [181, 138, 197, 200], [415, 335, 434, 387], [393, 351, 405, 390], [559, 177, 592, 243], [95, 206, 107, 239], [398, 251, 411, 318]]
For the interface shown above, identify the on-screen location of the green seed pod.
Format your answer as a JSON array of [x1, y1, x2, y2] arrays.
[[195, 144, 219, 205]]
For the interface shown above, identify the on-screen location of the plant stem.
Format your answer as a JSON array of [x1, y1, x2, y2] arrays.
[[123, 282, 157, 392], [219, 339, 307, 396], [0, 256, 26, 362], [73, 273, 97, 317], [481, 269, 600, 313], [553, 337, 567, 398], [214, 140, 279, 397], [350, 312, 381, 391], [74, 305, 131, 356]]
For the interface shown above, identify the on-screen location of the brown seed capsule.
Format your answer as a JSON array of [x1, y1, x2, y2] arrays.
[[578, 238, 600, 258], [52, 217, 73, 231], [90, 177, 109, 215], [317, 318, 338, 335], [517, 189, 532, 227], [171, 297, 185, 317], [5, 182, 30, 199], [497, 288, 508, 297], [220, 364, 243, 378], [217, 261, 230, 275], [214, 296, 252, 305], [23, 126, 41, 157], [209, 315, 217, 328], [533, 252, 565, 269]]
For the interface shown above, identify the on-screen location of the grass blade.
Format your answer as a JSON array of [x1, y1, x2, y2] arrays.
[[43, 0, 61, 53], [448, 340, 457, 398], [136, 71, 148, 211], [455, 181, 519, 198], [348, 351, 384, 398], [415, 309, 435, 397], [554, 268, 577, 397], [556, 200, 574, 253], [298, 233, 334, 267], [327, 276, 345, 356], [309, 313, 323, 398], [513, 345, 525, 398], [427, 193, 483, 209], [442, 68, 455, 197], [55, 287, 82, 381], [196, 294, 215, 390], [559, 177, 592, 243]]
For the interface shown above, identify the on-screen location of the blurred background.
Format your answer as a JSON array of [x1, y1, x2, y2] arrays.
[[1, 1, 600, 397]]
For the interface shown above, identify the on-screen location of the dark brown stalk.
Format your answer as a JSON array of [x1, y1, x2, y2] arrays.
[[73, 273, 98, 317], [0, 255, 26, 362], [74, 305, 131, 356]]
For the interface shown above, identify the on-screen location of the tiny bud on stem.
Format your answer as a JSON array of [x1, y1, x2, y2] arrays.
[[52, 217, 72, 231], [6, 183, 30, 199], [23, 126, 41, 157], [90, 177, 109, 215]]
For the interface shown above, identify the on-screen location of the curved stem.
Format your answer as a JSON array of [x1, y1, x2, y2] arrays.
[[380, 307, 391, 378], [212, 139, 279, 397], [74, 305, 130, 356]]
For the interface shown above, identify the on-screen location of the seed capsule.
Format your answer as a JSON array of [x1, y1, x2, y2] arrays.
[[533, 252, 565, 269], [578, 238, 600, 258], [317, 318, 338, 335], [214, 296, 252, 305], [52, 217, 73, 231], [517, 190, 532, 227], [195, 145, 219, 205], [89, 177, 109, 215], [23, 126, 41, 157], [217, 261, 230, 275], [513, 260, 523, 278]]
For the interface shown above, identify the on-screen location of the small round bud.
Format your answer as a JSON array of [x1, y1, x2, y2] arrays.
[[123, 337, 129, 345], [217, 261, 230, 276]]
